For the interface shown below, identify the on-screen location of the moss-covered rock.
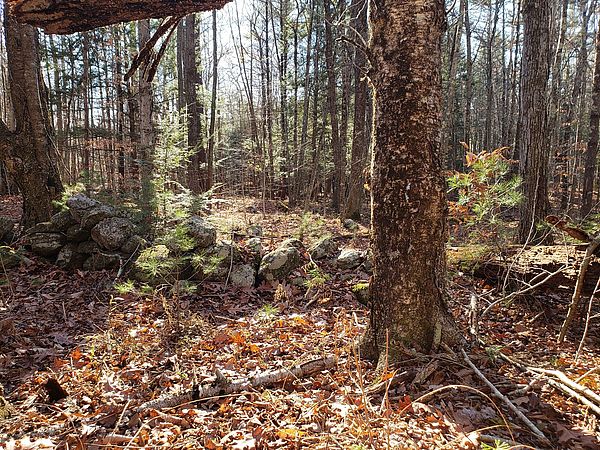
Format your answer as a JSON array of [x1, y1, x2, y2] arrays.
[[0, 246, 25, 269]]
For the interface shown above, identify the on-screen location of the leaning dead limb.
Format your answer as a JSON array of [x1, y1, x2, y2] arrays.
[[136, 356, 337, 413], [575, 274, 600, 362], [459, 349, 550, 444], [558, 238, 600, 343]]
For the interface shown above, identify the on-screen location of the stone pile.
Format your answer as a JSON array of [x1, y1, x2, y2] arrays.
[[25, 194, 144, 270]]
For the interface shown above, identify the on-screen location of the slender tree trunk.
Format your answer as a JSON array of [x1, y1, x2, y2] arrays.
[[324, 0, 344, 212], [207, 10, 218, 190], [137, 19, 155, 221], [343, 0, 368, 220], [360, 0, 460, 364], [484, 0, 499, 150], [180, 14, 206, 192], [517, 0, 551, 244], [582, 24, 600, 218], [0, 11, 63, 228], [463, 0, 473, 154], [82, 31, 91, 186]]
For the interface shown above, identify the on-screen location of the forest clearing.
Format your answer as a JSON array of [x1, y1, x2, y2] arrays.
[[0, 0, 600, 448]]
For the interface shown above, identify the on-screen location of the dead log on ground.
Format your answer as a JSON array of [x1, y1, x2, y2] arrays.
[[468, 245, 600, 295], [136, 356, 337, 413]]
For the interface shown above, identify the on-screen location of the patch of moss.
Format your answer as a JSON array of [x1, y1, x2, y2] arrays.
[[447, 245, 493, 273]]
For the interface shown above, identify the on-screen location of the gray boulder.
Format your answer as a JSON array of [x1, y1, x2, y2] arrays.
[[230, 264, 256, 288], [336, 248, 366, 270], [80, 205, 116, 229], [121, 235, 147, 254], [83, 251, 121, 271], [280, 238, 304, 250], [246, 224, 263, 237], [0, 246, 24, 269], [25, 222, 58, 234], [361, 249, 373, 272], [77, 241, 99, 255], [192, 242, 242, 281], [246, 237, 263, 266], [51, 210, 77, 231], [308, 237, 339, 260], [258, 246, 303, 282], [186, 216, 217, 249], [28, 233, 66, 257], [342, 219, 359, 231], [67, 194, 101, 221], [56, 243, 86, 269], [66, 225, 90, 242], [91, 217, 136, 251]]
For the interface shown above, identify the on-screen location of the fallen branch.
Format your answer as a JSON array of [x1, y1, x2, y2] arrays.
[[494, 350, 600, 417], [545, 378, 600, 417], [526, 367, 600, 409], [136, 356, 337, 413], [459, 349, 550, 444], [481, 265, 568, 318]]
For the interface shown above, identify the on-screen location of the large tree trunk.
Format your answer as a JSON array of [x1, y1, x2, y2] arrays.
[[360, 0, 460, 364], [0, 11, 63, 229], [581, 24, 600, 218], [517, 0, 551, 244]]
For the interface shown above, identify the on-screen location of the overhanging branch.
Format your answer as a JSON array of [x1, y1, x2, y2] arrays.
[[6, 0, 232, 34]]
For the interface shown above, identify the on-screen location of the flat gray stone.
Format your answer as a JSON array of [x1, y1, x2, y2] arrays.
[[258, 246, 303, 282], [336, 248, 366, 270], [186, 216, 217, 249], [28, 233, 66, 257], [91, 217, 136, 251]]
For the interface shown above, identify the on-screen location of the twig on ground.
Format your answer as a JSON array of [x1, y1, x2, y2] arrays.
[[459, 349, 550, 444], [494, 350, 600, 417]]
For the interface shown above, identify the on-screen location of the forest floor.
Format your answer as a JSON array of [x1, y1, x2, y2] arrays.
[[1, 196, 599, 450]]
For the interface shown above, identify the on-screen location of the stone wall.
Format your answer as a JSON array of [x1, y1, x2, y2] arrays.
[[24, 194, 144, 270]]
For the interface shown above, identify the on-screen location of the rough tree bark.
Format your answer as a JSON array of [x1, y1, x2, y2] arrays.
[[7, 0, 232, 34], [178, 14, 206, 193], [517, 0, 551, 244], [137, 19, 155, 220], [324, 0, 344, 212], [360, 0, 460, 365], [0, 10, 63, 228], [581, 24, 600, 218], [343, 0, 368, 220]]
